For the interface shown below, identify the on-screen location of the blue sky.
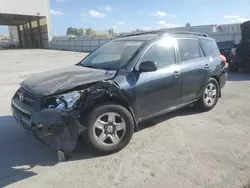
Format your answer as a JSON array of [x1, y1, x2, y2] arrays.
[[49, 0, 250, 36], [1, 0, 250, 35]]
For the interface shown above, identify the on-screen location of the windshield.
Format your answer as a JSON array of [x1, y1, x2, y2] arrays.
[[80, 40, 143, 70]]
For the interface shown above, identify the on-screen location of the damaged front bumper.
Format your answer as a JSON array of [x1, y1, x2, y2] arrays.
[[11, 99, 86, 153]]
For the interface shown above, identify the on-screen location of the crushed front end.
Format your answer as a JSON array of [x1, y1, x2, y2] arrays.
[[11, 88, 85, 155]]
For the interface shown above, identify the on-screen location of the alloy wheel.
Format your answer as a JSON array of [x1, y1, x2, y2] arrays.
[[204, 83, 217, 106], [93, 112, 126, 146]]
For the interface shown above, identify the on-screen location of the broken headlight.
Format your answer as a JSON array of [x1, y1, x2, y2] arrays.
[[43, 91, 81, 109]]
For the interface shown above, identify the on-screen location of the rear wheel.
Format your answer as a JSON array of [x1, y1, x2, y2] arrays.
[[86, 104, 134, 154], [198, 78, 219, 111], [228, 61, 238, 72]]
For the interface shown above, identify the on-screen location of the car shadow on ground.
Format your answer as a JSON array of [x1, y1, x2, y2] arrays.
[[0, 106, 201, 187], [0, 116, 58, 187], [138, 106, 201, 131], [225, 68, 250, 81]]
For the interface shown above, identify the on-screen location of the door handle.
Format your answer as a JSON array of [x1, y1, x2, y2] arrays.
[[204, 64, 210, 69], [173, 71, 180, 78]]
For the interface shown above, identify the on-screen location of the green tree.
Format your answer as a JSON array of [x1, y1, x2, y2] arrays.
[[76, 28, 84, 36], [66, 27, 84, 36], [108, 28, 115, 36], [186, 22, 191, 27], [66, 27, 74, 35], [85, 28, 95, 36]]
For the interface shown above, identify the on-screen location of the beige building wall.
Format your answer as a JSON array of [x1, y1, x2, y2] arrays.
[[0, 0, 49, 16], [0, 0, 52, 48]]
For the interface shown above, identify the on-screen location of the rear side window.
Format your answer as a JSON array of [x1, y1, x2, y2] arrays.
[[177, 39, 200, 62], [200, 38, 220, 57]]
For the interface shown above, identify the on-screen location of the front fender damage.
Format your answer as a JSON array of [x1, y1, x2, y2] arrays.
[[75, 81, 121, 111], [32, 81, 121, 159]]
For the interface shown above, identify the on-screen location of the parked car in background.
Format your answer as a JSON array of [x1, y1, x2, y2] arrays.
[[1, 40, 17, 49], [11, 31, 227, 161], [229, 20, 250, 72]]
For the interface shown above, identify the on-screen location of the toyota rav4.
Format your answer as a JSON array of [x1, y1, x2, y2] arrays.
[[11, 31, 227, 161]]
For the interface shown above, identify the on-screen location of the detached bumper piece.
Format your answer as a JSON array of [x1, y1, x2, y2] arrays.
[[219, 71, 228, 89], [32, 110, 80, 153], [11, 99, 84, 160]]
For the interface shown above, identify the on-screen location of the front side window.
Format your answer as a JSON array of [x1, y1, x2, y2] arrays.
[[140, 38, 176, 68], [80, 41, 143, 70], [177, 38, 200, 62]]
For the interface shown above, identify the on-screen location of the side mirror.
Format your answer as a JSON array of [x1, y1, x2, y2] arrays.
[[139, 61, 157, 72]]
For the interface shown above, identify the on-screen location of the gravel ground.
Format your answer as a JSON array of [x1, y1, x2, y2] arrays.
[[0, 49, 250, 188]]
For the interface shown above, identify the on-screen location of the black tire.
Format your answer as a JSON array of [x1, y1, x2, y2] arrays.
[[86, 103, 134, 154], [228, 61, 238, 72], [198, 78, 219, 111]]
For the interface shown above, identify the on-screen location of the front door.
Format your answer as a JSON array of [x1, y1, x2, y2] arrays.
[[134, 38, 182, 120]]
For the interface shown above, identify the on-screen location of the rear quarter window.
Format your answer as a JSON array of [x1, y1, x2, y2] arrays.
[[200, 38, 220, 57], [177, 38, 200, 62]]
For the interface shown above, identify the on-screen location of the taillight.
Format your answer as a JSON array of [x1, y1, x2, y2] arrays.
[[219, 55, 227, 67]]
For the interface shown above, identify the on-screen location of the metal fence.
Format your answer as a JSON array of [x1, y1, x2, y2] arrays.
[[51, 38, 113, 52], [51, 32, 242, 53], [210, 32, 242, 44]]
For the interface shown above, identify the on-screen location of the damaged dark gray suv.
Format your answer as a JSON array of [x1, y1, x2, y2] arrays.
[[11, 31, 227, 161]]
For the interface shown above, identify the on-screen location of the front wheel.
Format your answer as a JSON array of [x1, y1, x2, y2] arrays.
[[86, 103, 134, 154], [198, 78, 219, 111]]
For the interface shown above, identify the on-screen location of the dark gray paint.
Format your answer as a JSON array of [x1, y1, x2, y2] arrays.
[[11, 34, 227, 156], [21, 66, 116, 96]]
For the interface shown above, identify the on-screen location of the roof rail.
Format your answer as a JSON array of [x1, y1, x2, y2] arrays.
[[117, 30, 165, 37], [118, 30, 209, 38], [168, 31, 208, 37]]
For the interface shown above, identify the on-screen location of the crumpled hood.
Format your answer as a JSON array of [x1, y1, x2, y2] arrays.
[[21, 65, 117, 96]]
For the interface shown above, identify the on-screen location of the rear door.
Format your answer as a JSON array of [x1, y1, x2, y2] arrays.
[[177, 38, 211, 104]]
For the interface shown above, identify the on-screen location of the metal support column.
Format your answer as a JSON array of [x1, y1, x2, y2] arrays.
[[17, 25, 22, 47], [28, 20, 35, 48], [23, 24, 27, 47], [37, 17, 43, 48]]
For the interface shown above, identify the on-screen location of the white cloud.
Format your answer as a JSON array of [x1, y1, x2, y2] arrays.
[[224, 15, 249, 23], [0, 26, 8, 34], [230, 18, 248, 23], [157, 20, 167, 26], [156, 20, 180, 28], [0, 26, 7, 29], [116, 21, 126, 25], [87, 10, 106, 18], [98, 4, 113, 12], [140, 26, 153, 30], [52, 28, 57, 36], [152, 11, 167, 17], [203, 20, 212, 25], [224, 15, 240, 19], [50, 9, 64, 15]]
